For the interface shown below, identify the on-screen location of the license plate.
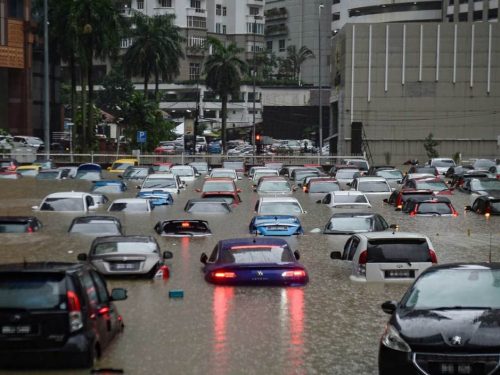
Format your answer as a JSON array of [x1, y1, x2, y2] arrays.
[[384, 270, 415, 278], [440, 363, 471, 374], [111, 263, 139, 270], [267, 226, 287, 231], [2, 325, 31, 335]]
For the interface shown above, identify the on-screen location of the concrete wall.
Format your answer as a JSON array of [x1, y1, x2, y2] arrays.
[[331, 22, 500, 164]]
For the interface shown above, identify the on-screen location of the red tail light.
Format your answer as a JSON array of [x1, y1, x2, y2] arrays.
[[282, 270, 306, 278], [67, 290, 83, 332], [485, 206, 491, 215], [496, 174, 500, 180], [27, 226, 33, 233], [302, 186, 307, 192], [429, 249, 438, 264], [409, 211, 416, 217], [98, 307, 110, 315], [358, 250, 368, 265], [213, 271, 236, 279], [181, 222, 190, 228]]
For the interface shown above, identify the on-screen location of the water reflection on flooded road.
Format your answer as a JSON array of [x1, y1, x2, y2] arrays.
[[0, 174, 499, 374]]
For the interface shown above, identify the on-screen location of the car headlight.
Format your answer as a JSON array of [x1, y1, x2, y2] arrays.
[[381, 324, 411, 352]]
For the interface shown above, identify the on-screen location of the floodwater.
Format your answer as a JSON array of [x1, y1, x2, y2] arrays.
[[0, 173, 499, 375]]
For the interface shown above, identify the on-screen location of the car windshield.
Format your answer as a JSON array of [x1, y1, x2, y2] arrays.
[[203, 182, 234, 192], [260, 202, 303, 215], [432, 160, 455, 167], [294, 171, 320, 181], [93, 241, 157, 255], [91, 185, 123, 194], [333, 195, 369, 203], [109, 202, 148, 212], [36, 172, 59, 180], [220, 245, 295, 264], [417, 202, 453, 215], [172, 168, 194, 177], [111, 162, 133, 170], [415, 167, 436, 174], [358, 181, 390, 192], [336, 170, 358, 179], [258, 181, 291, 192], [309, 182, 340, 193], [402, 268, 500, 310], [347, 160, 368, 169], [143, 178, 176, 188], [223, 162, 244, 170], [211, 171, 236, 179], [186, 202, 230, 213], [75, 171, 101, 180], [41, 197, 84, 211], [366, 239, 431, 263], [0, 274, 65, 310], [470, 180, 500, 191], [415, 181, 448, 191], [70, 222, 121, 234], [254, 171, 278, 179], [123, 168, 149, 179], [328, 217, 374, 232], [376, 170, 403, 179], [152, 165, 171, 173], [0, 222, 30, 233]]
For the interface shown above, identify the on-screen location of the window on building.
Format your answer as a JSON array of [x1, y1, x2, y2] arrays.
[[266, 40, 273, 51], [188, 16, 207, 29], [279, 39, 285, 52], [0, 2, 6, 45], [333, 0, 340, 4], [249, 6, 259, 16], [247, 22, 264, 34], [216, 23, 221, 33], [159, 0, 172, 7], [223, 6, 227, 16], [332, 12, 340, 21], [120, 38, 133, 48], [222, 25, 226, 34], [8, 0, 23, 18], [137, 0, 144, 9], [216, 4, 222, 15], [191, 0, 201, 9], [190, 63, 201, 81], [188, 36, 206, 47]]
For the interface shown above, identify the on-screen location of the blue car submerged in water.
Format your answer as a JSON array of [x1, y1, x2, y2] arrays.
[[249, 215, 303, 236], [200, 237, 308, 286], [91, 180, 127, 194], [136, 190, 174, 206]]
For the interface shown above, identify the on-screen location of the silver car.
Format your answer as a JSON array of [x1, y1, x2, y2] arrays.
[[78, 236, 173, 278]]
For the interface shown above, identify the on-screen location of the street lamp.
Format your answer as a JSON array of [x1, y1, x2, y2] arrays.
[[43, 0, 50, 159], [318, 3, 324, 156], [252, 15, 263, 156]]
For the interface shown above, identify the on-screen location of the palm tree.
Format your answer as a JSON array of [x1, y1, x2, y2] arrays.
[[123, 13, 184, 99], [204, 37, 247, 153], [285, 45, 315, 84]]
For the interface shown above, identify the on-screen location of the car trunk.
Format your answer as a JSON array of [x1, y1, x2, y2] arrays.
[[210, 264, 307, 285]]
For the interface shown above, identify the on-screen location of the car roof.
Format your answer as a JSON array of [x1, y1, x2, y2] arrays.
[[93, 180, 125, 186], [91, 235, 155, 244], [0, 262, 85, 273], [145, 173, 175, 179], [114, 158, 138, 163], [44, 192, 88, 198], [211, 168, 236, 173], [204, 177, 234, 182], [330, 212, 377, 218], [259, 197, 300, 203], [219, 237, 289, 249], [187, 198, 229, 204], [110, 198, 148, 204], [355, 232, 429, 240], [423, 263, 500, 272], [355, 176, 388, 181], [0, 216, 39, 223], [253, 215, 300, 222], [71, 215, 121, 223], [330, 191, 366, 196]]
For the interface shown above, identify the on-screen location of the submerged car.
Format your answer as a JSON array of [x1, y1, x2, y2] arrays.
[[136, 190, 174, 206], [184, 198, 232, 214], [255, 197, 306, 215], [0, 262, 127, 368], [107, 158, 139, 173], [35, 169, 64, 180], [91, 180, 127, 194], [249, 215, 303, 236], [68, 216, 123, 236], [154, 219, 212, 237], [379, 263, 500, 375], [407, 197, 459, 217], [200, 237, 308, 286], [33, 192, 98, 212], [318, 191, 372, 209], [0, 216, 42, 233], [108, 198, 153, 213], [75, 163, 102, 181], [77, 235, 172, 277], [323, 213, 389, 235]]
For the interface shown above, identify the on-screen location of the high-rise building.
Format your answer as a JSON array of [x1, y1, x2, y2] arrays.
[[445, 0, 498, 22]]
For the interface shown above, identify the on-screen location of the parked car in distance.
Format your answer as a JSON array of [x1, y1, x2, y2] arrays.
[[255, 197, 306, 215], [0, 262, 127, 368], [472, 158, 496, 171], [255, 176, 294, 195], [171, 165, 199, 184], [407, 197, 458, 217], [0, 159, 18, 171], [154, 219, 212, 237], [91, 180, 128, 194], [384, 189, 434, 209], [68, 216, 123, 236], [303, 178, 340, 194], [151, 162, 174, 173], [222, 161, 245, 178], [16, 165, 40, 177], [12, 135, 44, 150], [139, 173, 182, 195], [184, 198, 232, 214], [428, 157, 456, 175], [0, 216, 42, 233], [407, 165, 439, 177], [466, 193, 500, 215], [34, 169, 63, 180], [343, 158, 370, 172], [189, 161, 209, 174], [107, 158, 139, 173], [108, 198, 153, 213], [318, 191, 372, 209], [33, 192, 98, 212], [251, 168, 280, 185], [209, 168, 239, 181], [75, 163, 102, 180], [349, 177, 393, 197], [402, 177, 452, 195], [136, 190, 174, 206], [200, 237, 308, 286], [323, 213, 389, 235], [57, 166, 78, 179], [119, 166, 153, 181], [330, 232, 437, 283], [0, 170, 22, 179], [249, 215, 303, 236], [77, 235, 172, 277], [379, 263, 500, 374]]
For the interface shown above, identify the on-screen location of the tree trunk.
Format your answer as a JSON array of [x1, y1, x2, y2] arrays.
[[221, 94, 227, 154], [154, 69, 159, 102], [144, 75, 149, 97], [81, 71, 87, 151], [87, 51, 94, 152]]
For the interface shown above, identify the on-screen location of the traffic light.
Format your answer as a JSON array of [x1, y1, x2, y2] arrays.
[[255, 133, 261, 143]]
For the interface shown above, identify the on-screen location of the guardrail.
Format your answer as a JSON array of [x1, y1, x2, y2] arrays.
[[14, 152, 367, 167]]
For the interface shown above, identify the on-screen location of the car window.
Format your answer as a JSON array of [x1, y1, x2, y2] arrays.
[[109, 202, 148, 212], [143, 178, 176, 188], [259, 202, 302, 215], [187, 202, 230, 213], [417, 202, 453, 215], [41, 197, 84, 211], [70, 222, 121, 235], [348, 238, 360, 260], [208, 245, 218, 262], [0, 221, 31, 233], [367, 239, 431, 262], [80, 271, 99, 310], [309, 182, 340, 193], [90, 270, 109, 304], [322, 194, 331, 204], [219, 245, 295, 264], [94, 241, 157, 255], [358, 181, 390, 192]]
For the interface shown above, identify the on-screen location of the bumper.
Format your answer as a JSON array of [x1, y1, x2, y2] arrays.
[[0, 333, 93, 369], [379, 345, 418, 374]]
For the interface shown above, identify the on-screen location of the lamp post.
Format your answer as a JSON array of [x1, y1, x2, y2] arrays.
[[318, 3, 324, 156], [43, 0, 50, 160], [252, 15, 263, 156]]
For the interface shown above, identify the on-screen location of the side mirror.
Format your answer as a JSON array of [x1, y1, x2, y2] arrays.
[[330, 251, 342, 260], [200, 253, 208, 264], [383, 198, 389, 203], [110, 288, 128, 301], [396, 180, 402, 184], [293, 250, 300, 260], [77, 253, 87, 261], [316, 199, 322, 204], [31, 205, 39, 211], [195, 173, 200, 177], [154, 222, 163, 234], [464, 205, 472, 211], [381, 300, 397, 314], [163, 251, 173, 260], [136, 185, 141, 189], [389, 224, 399, 231], [195, 188, 201, 193], [237, 188, 241, 193]]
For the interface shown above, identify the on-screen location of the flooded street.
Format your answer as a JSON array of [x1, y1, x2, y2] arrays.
[[0, 173, 499, 374]]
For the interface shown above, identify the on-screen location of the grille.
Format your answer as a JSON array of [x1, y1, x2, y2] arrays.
[[413, 353, 500, 375]]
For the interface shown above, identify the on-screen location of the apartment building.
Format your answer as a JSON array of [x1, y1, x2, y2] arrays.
[[445, 0, 498, 22]]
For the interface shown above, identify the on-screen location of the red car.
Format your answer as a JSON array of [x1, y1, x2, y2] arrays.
[[401, 177, 453, 195], [385, 189, 434, 209], [196, 178, 242, 205]]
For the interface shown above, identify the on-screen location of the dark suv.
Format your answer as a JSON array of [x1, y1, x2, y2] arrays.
[[0, 262, 127, 368]]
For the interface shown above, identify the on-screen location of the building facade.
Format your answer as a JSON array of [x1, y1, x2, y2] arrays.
[[330, 22, 500, 163], [445, 0, 498, 22]]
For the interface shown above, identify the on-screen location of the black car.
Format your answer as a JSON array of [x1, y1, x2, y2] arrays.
[[379, 263, 500, 375], [467, 192, 500, 215], [0, 262, 127, 368], [0, 216, 42, 233]]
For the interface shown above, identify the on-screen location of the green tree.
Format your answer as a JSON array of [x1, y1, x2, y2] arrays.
[[122, 93, 176, 152], [204, 37, 247, 153], [284, 45, 315, 83], [424, 132, 440, 158], [96, 66, 135, 117], [123, 13, 184, 99]]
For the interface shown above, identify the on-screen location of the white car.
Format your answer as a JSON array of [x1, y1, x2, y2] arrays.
[[330, 232, 437, 283], [318, 191, 372, 209], [428, 158, 456, 175], [171, 165, 199, 184], [139, 174, 182, 195], [255, 197, 306, 215], [252, 168, 279, 185], [33, 192, 98, 212], [108, 198, 152, 213], [344, 158, 370, 172], [334, 168, 361, 189], [12, 135, 44, 150], [350, 177, 393, 198], [209, 168, 239, 181]]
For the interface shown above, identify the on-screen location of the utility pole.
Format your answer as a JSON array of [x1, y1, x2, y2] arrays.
[[318, 3, 324, 156], [252, 15, 263, 156], [43, 0, 50, 160]]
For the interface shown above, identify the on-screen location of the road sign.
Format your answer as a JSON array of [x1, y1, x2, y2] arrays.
[[137, 131, 147, 143]]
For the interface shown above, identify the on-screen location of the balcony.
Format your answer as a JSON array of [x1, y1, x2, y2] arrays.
[[265, 24, 288, 37], [264, 7, 288, 21], [186, 46, 206, 57], [153, 7, 175, 16], [186, 7, 206, 17], [247, 0, 264, 5]]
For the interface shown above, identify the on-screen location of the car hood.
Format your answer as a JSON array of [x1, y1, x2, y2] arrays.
[[395, 308, 500, 351]]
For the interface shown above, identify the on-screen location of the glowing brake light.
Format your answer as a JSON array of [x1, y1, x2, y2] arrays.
[[281, 270, 306, 278], [98, 307, 110, 315], [181, 222, 190, 228], [27, 226, 33, 233], [409, 211, 416, 217], [213, 271, 236, 279]]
